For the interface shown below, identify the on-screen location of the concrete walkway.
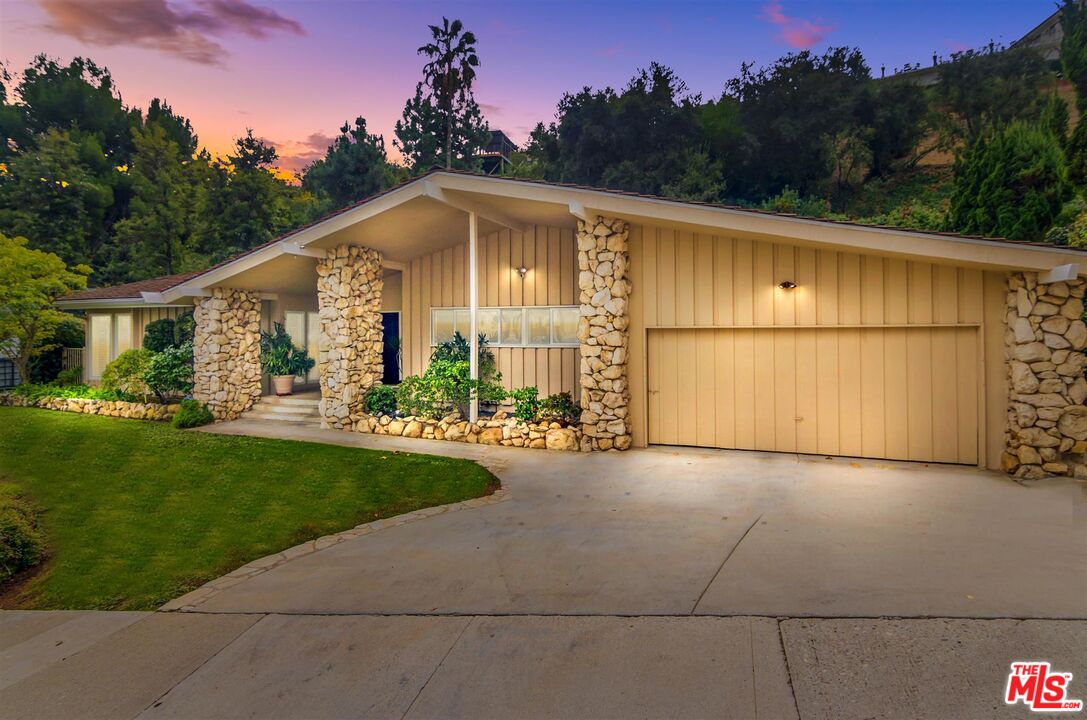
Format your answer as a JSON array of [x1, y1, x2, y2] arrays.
[[2, 421, 1084, 718]]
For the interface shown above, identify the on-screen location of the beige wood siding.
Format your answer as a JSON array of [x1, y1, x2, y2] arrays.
[[133, 306, 186, 346], [647, 326, 979, 464], [400, 225, 579, 397], [630, 224, 992, 464]]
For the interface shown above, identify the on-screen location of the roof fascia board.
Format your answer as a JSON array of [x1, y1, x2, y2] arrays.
[[55, 298, 186, 310], [433, 173, 1083, 272]]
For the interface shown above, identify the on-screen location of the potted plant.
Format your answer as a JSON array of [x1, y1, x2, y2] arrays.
[[260, 323, 316, 396]]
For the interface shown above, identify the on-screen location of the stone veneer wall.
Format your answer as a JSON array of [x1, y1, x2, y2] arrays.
[[357, 411, 581, 451], [316, 244, 383, 430], [192, 288, 262, 421], [577, 216, 632, 451], [1002, 272, 1087, 479], [0, 392, 178, 420]]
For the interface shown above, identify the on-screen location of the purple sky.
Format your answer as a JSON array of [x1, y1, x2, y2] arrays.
[[0, 0, 1058, 173]]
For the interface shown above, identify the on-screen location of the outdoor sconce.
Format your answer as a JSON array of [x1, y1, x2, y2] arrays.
[[517, 266, 529, 279], [778, 280, 797, 290]]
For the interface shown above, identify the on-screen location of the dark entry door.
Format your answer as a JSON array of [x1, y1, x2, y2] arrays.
[[381, 312, 400, 384]]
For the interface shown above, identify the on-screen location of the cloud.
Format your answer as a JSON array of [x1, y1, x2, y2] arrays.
[[264, 131, 334, 175], [594, 44, 624, 58], [477, 103, 503, 116], [37, 0, 303, 65], [760, 1, 835, 49]]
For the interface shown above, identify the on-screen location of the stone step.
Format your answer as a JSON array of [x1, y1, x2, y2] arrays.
[[254, 403, 319, 416], [260, 395, 320, 407], [243, 410, 321, 424]]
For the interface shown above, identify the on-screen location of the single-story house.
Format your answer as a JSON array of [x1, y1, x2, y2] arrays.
[[57, 171, 1087, 477]]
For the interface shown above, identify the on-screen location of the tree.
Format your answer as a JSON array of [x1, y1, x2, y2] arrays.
[[725, 48, 872, 197], [947, 122, 1070, 241], [416, 17, 481, 169], [524, 64, 708, 198], [0, 128, 118, 269], [192, 130, 321, 262], [933, 46, 1050, 143], [111, 123, 196, 277], [145, 98, 198, 157], [0, 233, 89, 383], [302, 117, 398, 208], [1060, 0, 1087, 185], [15, 55, 138, 160], [395, 83, 488, 172]]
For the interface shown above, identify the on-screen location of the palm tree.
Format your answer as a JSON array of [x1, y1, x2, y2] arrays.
[[418, 18, 479, 170]]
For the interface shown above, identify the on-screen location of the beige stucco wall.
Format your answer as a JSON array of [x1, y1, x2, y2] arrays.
[[399, 225, 579, 398], [627, 223, 1007, 468]]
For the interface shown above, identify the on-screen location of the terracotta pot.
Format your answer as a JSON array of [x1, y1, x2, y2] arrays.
[[272, 375, 295, 396]]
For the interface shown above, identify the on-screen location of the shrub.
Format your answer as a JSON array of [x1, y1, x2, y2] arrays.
[[11, 382, 134, 402], [431, 331, 499, 386], [101, 348, 155, 400], [172, 399, 214, 429], [510, 386, 540, 422], [539, 391, 581, 425], [174, 311, 195, 346], [947, 122, 1070, 240], [260, 323, 315, 377], [55, 366, 83, 386], [363, 384, 398, 416], [0, 494, 45, 582], [395, 375, 440, 418], [425, 358, 505, 419], [144, 343, 194, 402], [143, 318, 177, 352]]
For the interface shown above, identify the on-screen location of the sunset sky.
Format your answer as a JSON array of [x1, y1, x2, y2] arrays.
[[0, 0, 1057, 174]]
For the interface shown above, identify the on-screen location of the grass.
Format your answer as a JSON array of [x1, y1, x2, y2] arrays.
[[0, 406, 498, 610]]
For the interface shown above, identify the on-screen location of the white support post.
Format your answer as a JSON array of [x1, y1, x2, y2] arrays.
[[468, 211, 479, 423]]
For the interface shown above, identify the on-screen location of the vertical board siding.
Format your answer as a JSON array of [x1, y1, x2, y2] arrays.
[[630, 224, 988, 463], [400, 224, 578, 398]]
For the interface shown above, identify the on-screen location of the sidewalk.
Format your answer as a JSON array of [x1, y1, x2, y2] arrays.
[[1, 610, 1084, 719]]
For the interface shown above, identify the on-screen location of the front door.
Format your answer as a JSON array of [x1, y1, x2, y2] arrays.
[[381, 312, 400, 384]]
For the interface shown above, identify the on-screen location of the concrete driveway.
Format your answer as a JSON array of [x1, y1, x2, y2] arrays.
[[3, 423, 1086, 719], [195, 421, 1087, 619]]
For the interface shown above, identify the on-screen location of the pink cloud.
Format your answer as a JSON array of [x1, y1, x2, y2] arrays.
[[37, 0, 303, 65], [595, 44, 624, 58], [760, 1, 836, 49]]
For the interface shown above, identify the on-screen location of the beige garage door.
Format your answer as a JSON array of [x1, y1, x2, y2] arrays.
[[647, 327, 979, 464]]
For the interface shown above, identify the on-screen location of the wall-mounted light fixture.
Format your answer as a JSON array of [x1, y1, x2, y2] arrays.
[[778, 280, 797, 290], [517, 266, 529, 279]]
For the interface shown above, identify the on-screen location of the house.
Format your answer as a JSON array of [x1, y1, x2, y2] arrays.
[[478, 129, 519, 175], [57, 171, 1087, 477]]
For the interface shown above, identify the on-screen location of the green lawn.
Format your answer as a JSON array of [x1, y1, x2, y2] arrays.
[[0, 406, 497, 610]]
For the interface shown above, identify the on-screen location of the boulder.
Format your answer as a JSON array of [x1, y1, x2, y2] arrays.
[[545, 428, 579, 451]]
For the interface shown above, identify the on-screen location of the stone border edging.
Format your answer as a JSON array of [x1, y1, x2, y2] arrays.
[[355, 411, 583, 451], [159, 486, 511, 612], [0, 392, 178, 421]]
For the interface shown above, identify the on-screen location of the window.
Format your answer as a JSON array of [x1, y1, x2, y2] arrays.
[[430, 306, 580, 347], [284, 310, 320, 384], [88, 312, 134, 380]]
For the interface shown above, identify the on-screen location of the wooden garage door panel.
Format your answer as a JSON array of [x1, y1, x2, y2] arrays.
[[647, 327, 979, 464]]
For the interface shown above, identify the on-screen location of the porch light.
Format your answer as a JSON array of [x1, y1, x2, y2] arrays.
[[517, 266, 529, 279], [778, 280, 797, 290]]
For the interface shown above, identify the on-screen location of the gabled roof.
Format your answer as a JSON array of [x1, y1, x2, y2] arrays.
[[58, 170, 1087, 309], [57, 271, 202, 306]]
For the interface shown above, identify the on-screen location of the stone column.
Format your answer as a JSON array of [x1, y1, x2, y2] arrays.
[[577, 216, 632, 451], [192, 288, 263, 421], [1002, 272, 1087, 479], [316, 244, 384, 430]]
